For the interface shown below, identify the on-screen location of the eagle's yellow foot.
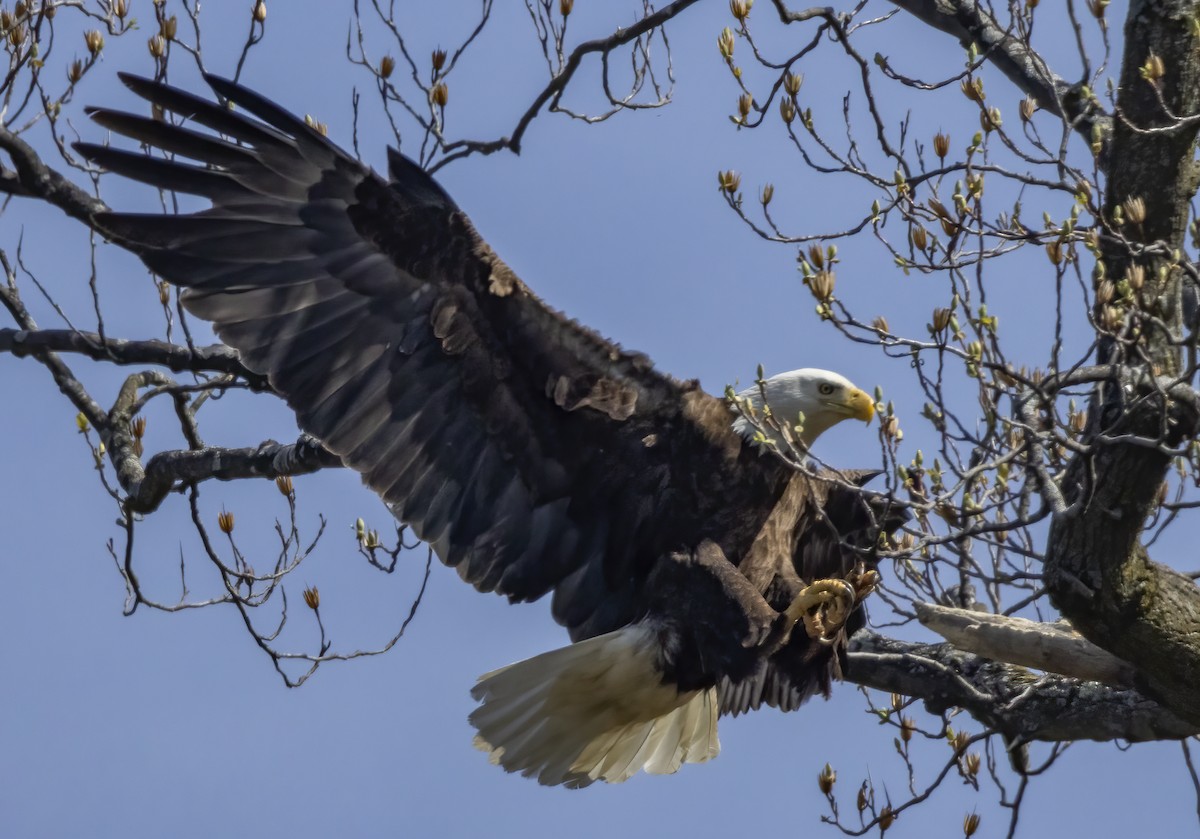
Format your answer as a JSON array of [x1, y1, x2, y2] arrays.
[[784, 578, 857, 644], [784, 567, 880, 644]]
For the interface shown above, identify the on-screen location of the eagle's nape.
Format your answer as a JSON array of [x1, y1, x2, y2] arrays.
[[77, 73, 904, 788]]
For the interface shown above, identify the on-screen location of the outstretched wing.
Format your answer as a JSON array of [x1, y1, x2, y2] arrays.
[[78, 74, 790, 641]]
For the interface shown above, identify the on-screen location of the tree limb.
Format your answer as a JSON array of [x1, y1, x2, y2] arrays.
[[0, 123, 106, 223], [117, 432, 344, 514], [0, 327, 268, 388], [432, 0, 704, 170], [915, 602, 1137, 688], [848, 631, 1199, 744], [886, 0, 1109, 156]]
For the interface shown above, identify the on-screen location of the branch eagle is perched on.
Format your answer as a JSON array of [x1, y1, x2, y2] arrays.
[[79, 74, 899, 788]]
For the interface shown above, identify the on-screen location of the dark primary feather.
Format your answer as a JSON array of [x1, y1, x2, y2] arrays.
[[80, 74, 895, 714]]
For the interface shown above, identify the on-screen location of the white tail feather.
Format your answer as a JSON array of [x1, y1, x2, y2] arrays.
[[469, 624, 720, 787]]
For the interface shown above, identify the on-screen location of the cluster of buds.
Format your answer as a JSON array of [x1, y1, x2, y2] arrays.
[[1098, 304, 1124, 332], [927, 197, 960, 236], [1090, 121, 1104, 156], [1140, 51, 1165, 83], [804, 243, 836, 271], [736, 92, 753, 123], [1074, 178, 1093, 208], [304, 114, 329, 136], [84, 29, 104, 56], [960, 77, 984, 102], [131, 416, 147, 457], [779, 97, 796, 125], [932, 131, 950, 161], [717, 169, 741, 194], [856, 783, 870, 814], [930, 306, 952, 335], [1121, 194, 1146, 226], [817, 763, 836, 795], [1127, 263, 1146, 294], [717, 26, 734, 60], [979, 106, 1001, 133], [965, 339, 984, 377], [965, 173, 984, 200], [807, 269, 835, 303], [1019, 95, 1037, 123], [910, 223, 929, 251], [355, 517, 382, 550], [430, 81, 449, 108], [1067, 400, 1087, 435], [302, 585, 320, 610], [879, 409, 901, 442], [878, 805, 896, 833]]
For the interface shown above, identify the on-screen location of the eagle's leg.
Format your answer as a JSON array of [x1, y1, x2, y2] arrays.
[[784, 568, 880, 644]]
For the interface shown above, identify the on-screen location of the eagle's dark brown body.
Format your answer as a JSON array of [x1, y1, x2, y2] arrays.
[[79, 74, 897, 786]]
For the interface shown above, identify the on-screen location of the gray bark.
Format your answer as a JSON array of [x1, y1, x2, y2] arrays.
[[1046, 0, 1200, 728]]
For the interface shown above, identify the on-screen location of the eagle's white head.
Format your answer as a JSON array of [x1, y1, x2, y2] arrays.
[[732, 367, 875, 450]]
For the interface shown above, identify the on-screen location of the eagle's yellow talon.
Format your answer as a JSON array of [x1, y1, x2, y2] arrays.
[[786, 577, 861, 642]]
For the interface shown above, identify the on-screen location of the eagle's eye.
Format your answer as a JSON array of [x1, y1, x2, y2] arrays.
[[818, 383, 836, 395]]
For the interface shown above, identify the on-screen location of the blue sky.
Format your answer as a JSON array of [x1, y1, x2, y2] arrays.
[[2, 3, 1195, 837]]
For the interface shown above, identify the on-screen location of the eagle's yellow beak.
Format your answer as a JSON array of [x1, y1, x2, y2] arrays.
[[844, 387, 875, 424]]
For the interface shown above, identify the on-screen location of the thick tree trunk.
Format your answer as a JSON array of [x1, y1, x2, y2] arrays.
[[1046, 0, 1200, 726]]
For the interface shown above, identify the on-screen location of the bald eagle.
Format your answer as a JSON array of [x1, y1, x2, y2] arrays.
[[78, 75, 899, 788]]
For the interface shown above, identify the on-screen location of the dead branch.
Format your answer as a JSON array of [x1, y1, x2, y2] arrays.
[[914, 602, 1137, 688]]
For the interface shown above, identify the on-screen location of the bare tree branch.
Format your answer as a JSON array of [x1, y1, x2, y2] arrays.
[[107, 375, 343, 516], [0, 327, 267, 387], [432, 0, 703, 170], [849, 632, 1199, 744], [0, 123, 105, 222], [886, 0, 1110, 155], [915, 601, 1137, 688]]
